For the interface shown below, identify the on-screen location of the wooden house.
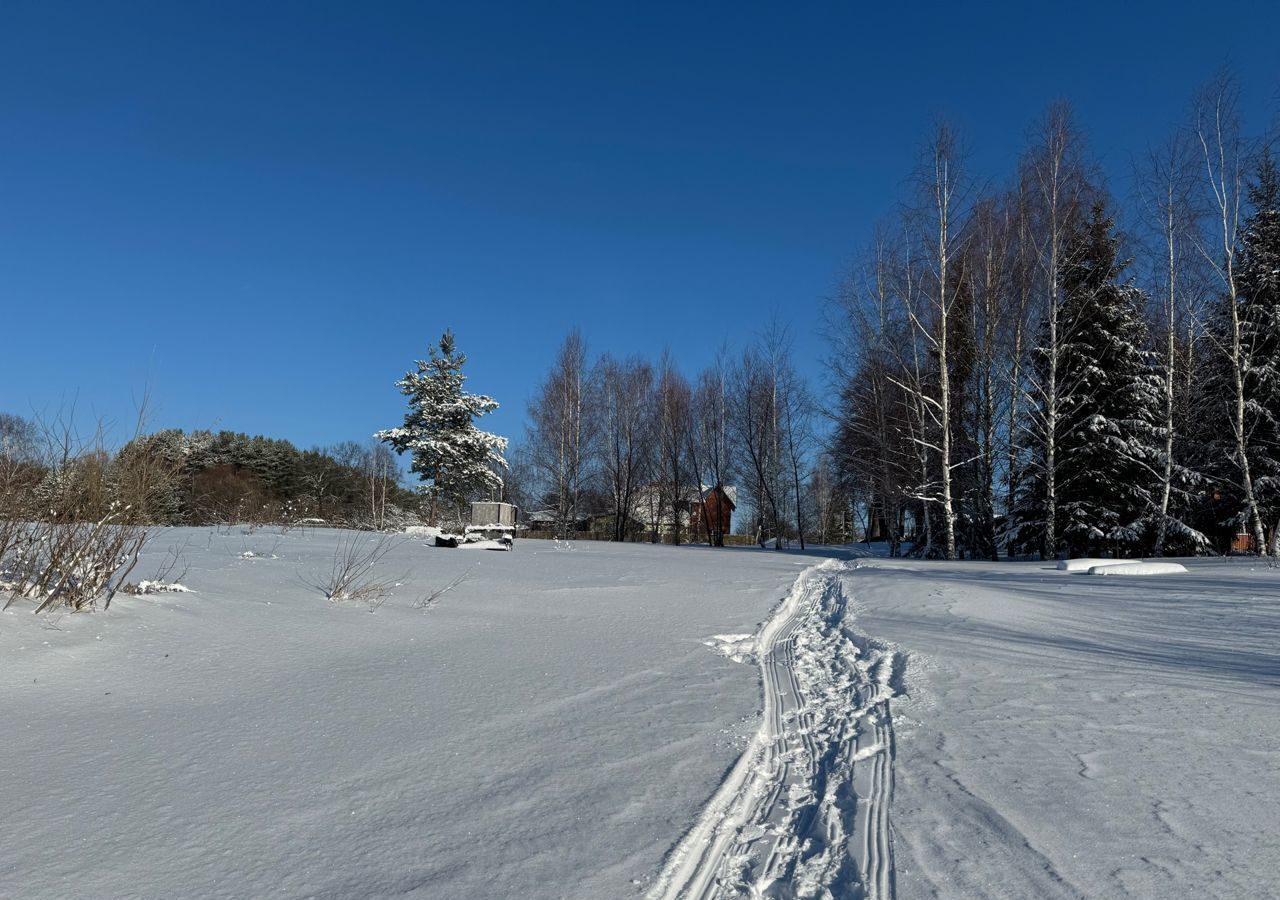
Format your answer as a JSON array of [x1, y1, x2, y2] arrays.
[[692, 484, 736, 545], [630, 483, 737, 544]]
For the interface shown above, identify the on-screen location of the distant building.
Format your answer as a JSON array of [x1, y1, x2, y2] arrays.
[[524, 508, 558, 530], [631, 483, 736, 544], [693, 485, 736, 546]]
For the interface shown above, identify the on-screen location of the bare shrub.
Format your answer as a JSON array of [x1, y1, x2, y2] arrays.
[[120, 537, 191, 594], [151, 538, 191, 584], [1, 514, 148, 613], [0, 517, 21, 566], [0, 414, 41, 523], [303, 532, 402, 605], [0, 408, 157, 613], [237, 532, 282, 560], [414, 564, 475, 610]]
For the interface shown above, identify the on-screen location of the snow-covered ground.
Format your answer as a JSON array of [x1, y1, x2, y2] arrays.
[[848, 554, 1280, 899], [0, 528, 810, 900], [648, 558, 900, 899], [4, 531, 1277, 899]]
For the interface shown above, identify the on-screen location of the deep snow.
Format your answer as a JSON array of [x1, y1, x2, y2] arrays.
[[847, 555, 1280, 899], [4, 531, 1278, 899], [0, 528, 811, 900]]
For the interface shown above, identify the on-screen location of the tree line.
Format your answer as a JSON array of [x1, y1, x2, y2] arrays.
[[828, 75, 1279, 559], [513, 328, 851, 547], [0, 412, 415, 529]]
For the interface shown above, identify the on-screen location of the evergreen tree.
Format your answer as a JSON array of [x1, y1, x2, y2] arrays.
[[1237, 153, 1280, 544], [376, 332, 508, 522], [1189, 292, 1247, 545], [1015, 204, 1163, 556], [1141, 326, 1210, 555], [945, 258, 997, 560]]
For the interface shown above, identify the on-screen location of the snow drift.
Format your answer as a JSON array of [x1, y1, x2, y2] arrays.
[[1087, 561, 1189, 576], [0, 528, 810, 900], [1057, 557, 1120, 572]]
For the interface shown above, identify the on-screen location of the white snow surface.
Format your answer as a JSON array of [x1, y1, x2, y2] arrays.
[[649, 559, 899, 899], [0, 528, 810, 900], [1056, 557, 1118, 572], [848, 554, 1279, 899], [5, 532, 1278, 899]]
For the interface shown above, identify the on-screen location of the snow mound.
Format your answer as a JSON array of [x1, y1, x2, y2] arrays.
[[1057, 557, 1120, 572], [702, 633, 757, 665], [1087, 562, 1189, 576], [461, 539, 513, 552], [402, 525, 441, 539], [131, 581, 192, 594]]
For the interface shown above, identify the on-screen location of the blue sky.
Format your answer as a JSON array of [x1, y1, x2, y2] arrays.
[[2, 1, 1276, 453]]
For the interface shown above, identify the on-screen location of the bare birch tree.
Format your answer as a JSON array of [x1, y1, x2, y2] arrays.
[[527, 330, 595, 539], [689, 352, 734, 546], [596, 354, 653, 541], [924, 124, 965, 559], [1135, 130, 1207, 554], [962, 194, 1015, 559], [729, 345, 785, 548], [654, 352, 693, 544], [1192, 74, 1267, 554], [889, 124, 970, 558], [765, 323, 813, 550], [827, 230, 918, 555], [1020, 103, 1092, 558]]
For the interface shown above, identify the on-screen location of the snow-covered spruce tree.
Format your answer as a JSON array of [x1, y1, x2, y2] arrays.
[[376, 332, 508, 525], [1015, 204, 1163, 557]]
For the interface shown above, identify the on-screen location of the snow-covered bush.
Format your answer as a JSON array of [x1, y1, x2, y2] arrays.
[[121, 539, 192, 593], [1, 514, 148, 613], [122, 580, 192, 595]]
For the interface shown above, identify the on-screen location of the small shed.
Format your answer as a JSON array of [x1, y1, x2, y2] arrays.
[[471, 501, 518, 527], [466, 501, 518, 550], [693, 485, 736, 545]]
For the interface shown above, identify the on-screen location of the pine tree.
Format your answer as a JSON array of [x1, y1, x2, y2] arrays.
[[1015, 204, 1163, 557], [376, 332, 508, 523]]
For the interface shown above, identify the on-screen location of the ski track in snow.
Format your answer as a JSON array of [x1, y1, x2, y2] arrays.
[[649, 559, 903, 900]]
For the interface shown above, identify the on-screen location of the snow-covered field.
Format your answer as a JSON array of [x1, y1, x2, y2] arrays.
[[3, 531, 1278, 899], [848, 555, 1280, 899], [0, 528, 810, 900]]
